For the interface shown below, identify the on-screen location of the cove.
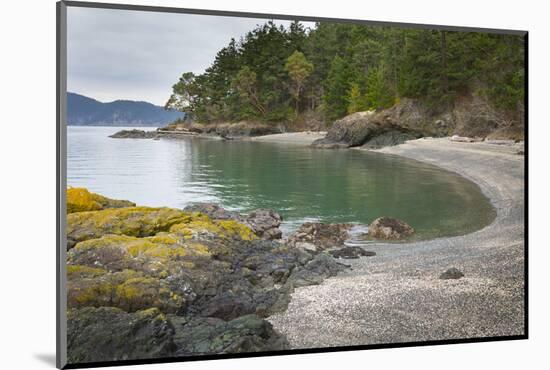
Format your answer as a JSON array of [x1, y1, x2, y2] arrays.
[[68, 126, 496, 238]]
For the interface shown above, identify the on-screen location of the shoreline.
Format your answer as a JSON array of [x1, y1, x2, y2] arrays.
[[244, 131, 327, 144], [268, 137, 525, 347]]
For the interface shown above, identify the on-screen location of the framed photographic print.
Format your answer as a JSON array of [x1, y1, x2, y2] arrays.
[[56, 1, 527, 368]]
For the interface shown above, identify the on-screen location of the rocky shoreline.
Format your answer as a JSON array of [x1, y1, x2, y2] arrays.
[[109, 95, 524, 147], [66, 188, 414, 363]]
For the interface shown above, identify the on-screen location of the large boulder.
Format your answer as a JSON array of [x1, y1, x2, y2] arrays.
[[368, 217, 414, 240], [67, 187, 135, 213], [287, 222, 352, 252], [246, 209, 283, 240], [312, 105, 425, 149], [67, 307, 176, 363], [311, 93, 525, 149]]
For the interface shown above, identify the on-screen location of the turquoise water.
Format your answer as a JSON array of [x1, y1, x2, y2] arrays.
[[67, 126, 495, 237]]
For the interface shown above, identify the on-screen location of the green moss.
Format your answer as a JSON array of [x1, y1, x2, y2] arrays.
[[67, 265, 106, 278]]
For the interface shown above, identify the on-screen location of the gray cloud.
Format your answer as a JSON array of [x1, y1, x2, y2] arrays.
[[68, 7, 315, 105]]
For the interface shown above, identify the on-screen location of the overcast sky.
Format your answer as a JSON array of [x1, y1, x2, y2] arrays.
[[67, 7, 315, 106]]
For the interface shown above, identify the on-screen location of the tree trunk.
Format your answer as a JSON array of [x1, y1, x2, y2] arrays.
[[440, 30, 449, 94]]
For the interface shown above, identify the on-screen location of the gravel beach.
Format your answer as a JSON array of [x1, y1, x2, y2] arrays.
[[268, 137, 525, 347], [246, 131, 327, 144]]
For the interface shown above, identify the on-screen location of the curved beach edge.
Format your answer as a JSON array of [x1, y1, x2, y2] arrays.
[[268, 137, 525, 347]]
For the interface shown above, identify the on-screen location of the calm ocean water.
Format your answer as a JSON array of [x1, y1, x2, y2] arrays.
[[67, 126, 495, 237]]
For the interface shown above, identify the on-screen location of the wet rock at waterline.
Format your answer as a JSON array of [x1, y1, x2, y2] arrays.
[[287, 222, 352, 252], [439, 268, 465, 280], [109, 129, 158, 139], [368, 217, 415, 240], [66, 188, 349, 359], [329, 246, 376, 259]]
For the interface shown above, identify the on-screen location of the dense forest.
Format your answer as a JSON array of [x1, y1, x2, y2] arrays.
[[165, 21, 524, 125]]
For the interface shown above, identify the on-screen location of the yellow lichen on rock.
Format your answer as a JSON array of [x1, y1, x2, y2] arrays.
[[67, 188, 103, 213], [67, 187, 135, 214], [169, 214, 257, 241], [67, 268, 185, 313], [217, 220, 257, 241], [66, 207, 193, 249]]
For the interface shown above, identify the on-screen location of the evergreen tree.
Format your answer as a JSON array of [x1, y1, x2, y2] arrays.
[[166, 22, 524, 124], [285, 51, 314, 114]]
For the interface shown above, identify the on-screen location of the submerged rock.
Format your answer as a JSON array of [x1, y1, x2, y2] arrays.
[[329, 246, 376, 259], [368, 217, 414, 240], [287, 222, 351, 252], [109, 129, 158, 139], [67, 307, 176, 364], [439, 267, 465, 280], [67, 187, 135, 213]]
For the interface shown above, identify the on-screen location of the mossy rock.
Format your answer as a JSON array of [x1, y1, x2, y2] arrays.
[[67, 267, 186, 313], [66, 207, 192, 249], [67, 207, 257, 250], [68, 234, 212, 272], [67, 187, 135, 213], [67, 307, 176, 364], [169, 217, 257, 243]]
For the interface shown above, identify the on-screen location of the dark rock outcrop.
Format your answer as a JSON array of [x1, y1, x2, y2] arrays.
[[162, 121, 282, 138], [67, 307, 176, 364], [329, 246, 376, 259], [312, 94, 524, 149], [439, 267, 465, 280], [109, 129, 158, 139], [368, 217, 414, 240], [66, 189, 349, 361], [287, 222, 352, 252], [312, 109, 423, 149], [171, 314, 289, 355]]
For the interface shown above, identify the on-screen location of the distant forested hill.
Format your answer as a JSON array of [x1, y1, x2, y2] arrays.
[[67, 92, 185, 126]]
